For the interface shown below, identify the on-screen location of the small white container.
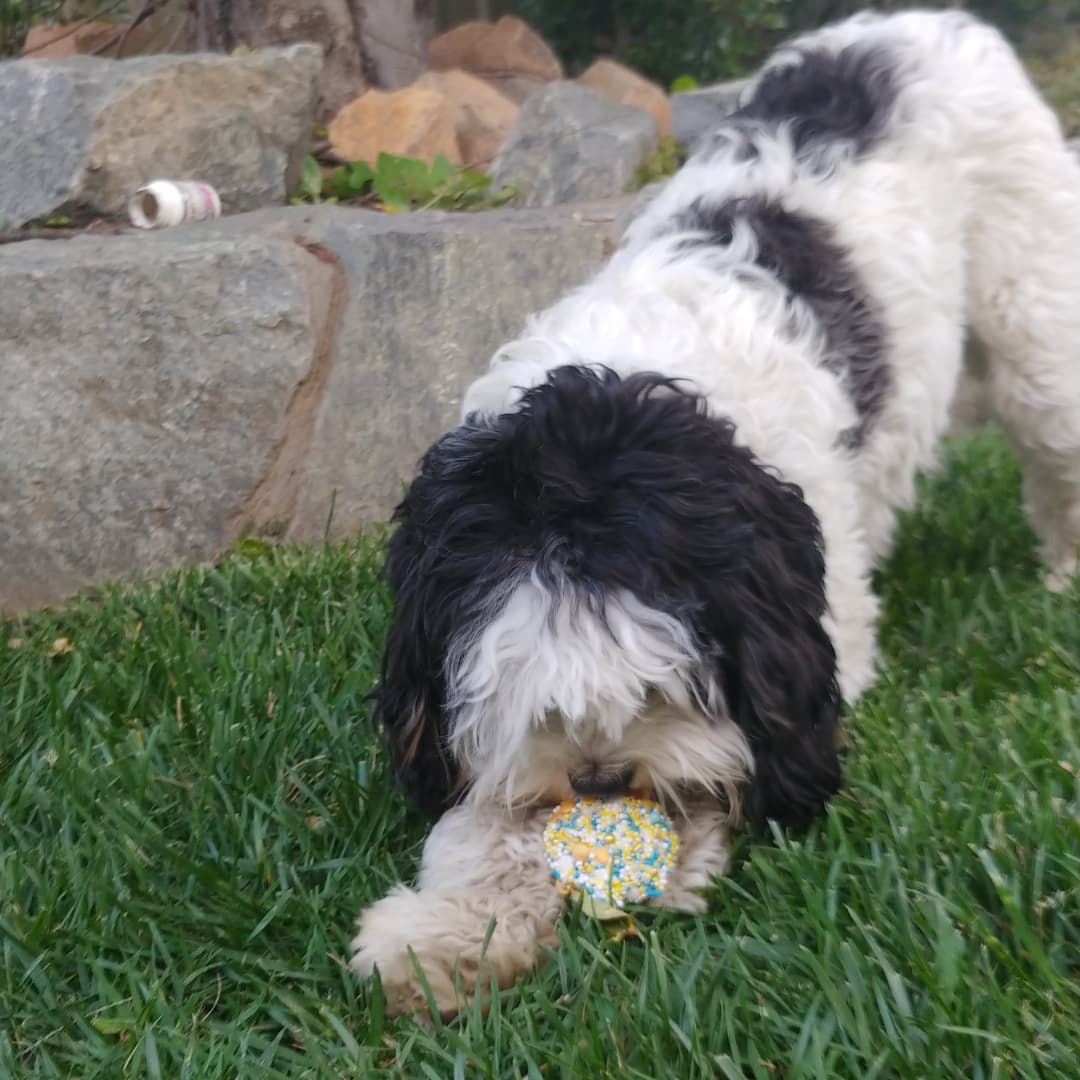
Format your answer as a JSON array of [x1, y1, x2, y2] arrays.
[[128, 180, 222, 229]]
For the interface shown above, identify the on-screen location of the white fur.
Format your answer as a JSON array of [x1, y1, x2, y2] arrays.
[[447, 576, 747, 809], [354, 10, 1080, 1016]]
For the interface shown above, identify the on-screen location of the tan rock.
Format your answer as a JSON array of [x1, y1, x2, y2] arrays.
[[416, 70, 518, 169], [328, 86, 461, 166], [428, 15, 562, 104], [578, 58, 671, 137]]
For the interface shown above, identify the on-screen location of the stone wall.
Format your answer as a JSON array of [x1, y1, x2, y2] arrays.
[[0, 200, 635, 612]]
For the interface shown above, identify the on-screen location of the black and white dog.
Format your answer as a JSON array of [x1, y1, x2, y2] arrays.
[[351, 9, 1080, 1016]]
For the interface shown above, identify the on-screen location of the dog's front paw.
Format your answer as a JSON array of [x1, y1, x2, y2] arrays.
[[350, 885, 556, 1019], [349, 886, 466, 1018], [645, 812, 731, 914], [645, 886, 710, 914]]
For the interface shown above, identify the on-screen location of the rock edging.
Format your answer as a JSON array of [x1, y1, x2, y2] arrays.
[[0, 199, 640, 613]]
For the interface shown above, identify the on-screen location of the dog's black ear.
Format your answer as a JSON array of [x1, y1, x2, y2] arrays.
[[372, 419, 516, 818], [373, 518, 459, 818], [373, 422, 503, 818], [701, 459, 843, 829]]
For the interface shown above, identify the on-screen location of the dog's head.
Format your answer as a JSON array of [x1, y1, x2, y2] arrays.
[[374, 366, 841, 827]]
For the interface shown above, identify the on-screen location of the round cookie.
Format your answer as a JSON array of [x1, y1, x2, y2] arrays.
[[543, 796, 679, 908]]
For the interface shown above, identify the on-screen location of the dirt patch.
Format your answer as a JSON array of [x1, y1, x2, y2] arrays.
[[0, 212, 131, 246]]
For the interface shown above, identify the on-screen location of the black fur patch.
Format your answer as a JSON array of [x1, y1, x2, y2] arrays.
[[734, 43, 900, 159], [673, 196, 889, 449], [376, 367, 842, 826]]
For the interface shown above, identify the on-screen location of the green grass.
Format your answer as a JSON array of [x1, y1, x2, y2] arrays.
[[2, 430, 1079, 1078]]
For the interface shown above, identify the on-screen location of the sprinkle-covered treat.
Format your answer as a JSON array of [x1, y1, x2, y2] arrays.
[[543, 796, 680, 908]]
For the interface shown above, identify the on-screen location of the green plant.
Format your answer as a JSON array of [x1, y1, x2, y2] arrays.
[[0, 0, 57, 56], [516, 0, 790, 85], [294, 150, 325, 202], [293, 151, 511, 213], [1027, 38, 1080, 135], [670, 74, 700, 93], [630, 135, 688, 191], [516, 0, 1063, 87]]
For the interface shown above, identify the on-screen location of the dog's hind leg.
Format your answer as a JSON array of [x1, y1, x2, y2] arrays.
[[965, 120, 1080, 590], [349, 803, 562, 1018]]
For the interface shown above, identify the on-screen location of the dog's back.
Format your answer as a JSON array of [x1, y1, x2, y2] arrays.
[[355, 11, 1080, 1018], [464, 8, 1080, 692], [753, 9, 1080, 578]]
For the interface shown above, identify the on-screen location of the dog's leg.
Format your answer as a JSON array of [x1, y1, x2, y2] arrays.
[[980, 335, 1080, 591], [1014, 455, 1080, 592], [962, 51, 1080, 590], [645, 802, 731, 914], [969, 160, 1080, 590], [822, 552, 880, 704], [350, 802, 562, 1018], [810, 472, 880, 702], [792, 450, 881, 703]]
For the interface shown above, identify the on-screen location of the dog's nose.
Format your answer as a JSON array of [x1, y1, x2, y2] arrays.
[[568, 762, 635, 799]]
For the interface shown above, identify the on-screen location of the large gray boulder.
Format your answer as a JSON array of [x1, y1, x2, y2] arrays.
[[0, 45, 321, 230], [0, 199, 634, 612], [670, 79, 749, 151], [0, 227, 333, 611], [489, 81, 659, 208], [289, 204, 627, 536]]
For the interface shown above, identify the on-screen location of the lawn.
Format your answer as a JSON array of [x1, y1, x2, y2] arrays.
[[2, 430, 1078, 1079]]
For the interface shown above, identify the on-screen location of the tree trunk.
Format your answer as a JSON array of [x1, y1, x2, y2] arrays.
[[190, 0, 434, 121], [363, 0, 435, 89]]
